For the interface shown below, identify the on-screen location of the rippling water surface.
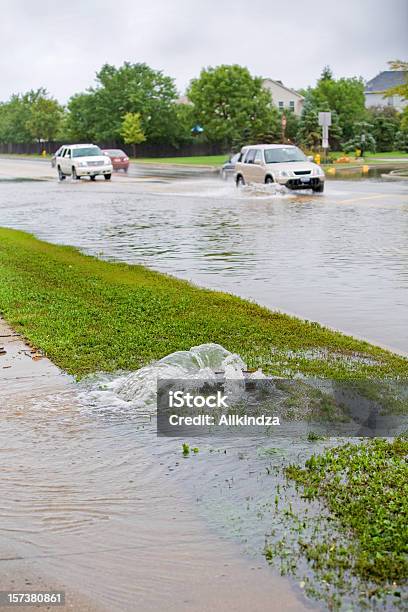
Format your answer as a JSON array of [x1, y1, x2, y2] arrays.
[[0, 176, 407, 351]]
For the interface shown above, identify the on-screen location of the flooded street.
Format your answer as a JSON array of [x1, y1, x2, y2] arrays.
[[1, 161, 407, 610], [0, 165, 407, 352]]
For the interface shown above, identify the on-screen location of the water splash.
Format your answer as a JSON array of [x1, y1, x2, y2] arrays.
[[79, 343, 252, 413]]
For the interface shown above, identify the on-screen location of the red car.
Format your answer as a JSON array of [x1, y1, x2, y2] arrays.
[[102, 149, 129, 172]]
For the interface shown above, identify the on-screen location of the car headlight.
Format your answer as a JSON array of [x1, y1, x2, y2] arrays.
[[312, 166, 325, 177], [104, 158, 111, 165], [278, 170, 293, 178], [77, 161, 87, 167]]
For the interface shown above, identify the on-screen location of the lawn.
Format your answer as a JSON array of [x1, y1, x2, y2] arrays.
[[0, 228, 406, 379], [284, 437, 408, 586], [365, 151, 408, 159], [133, 154, 229, 166]]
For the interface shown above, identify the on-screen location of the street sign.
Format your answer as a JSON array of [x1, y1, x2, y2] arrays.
[[318, 112, 331, 126]]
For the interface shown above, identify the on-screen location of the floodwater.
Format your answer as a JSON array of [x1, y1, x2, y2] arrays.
[[0, 173, 407, 352], [0, 335, 316, 611], [2, 339, 405, 610], [1, 166, 408, 610]]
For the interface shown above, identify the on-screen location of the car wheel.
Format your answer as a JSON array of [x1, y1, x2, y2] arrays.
[[313, 183, 324, 193], [72, 167, 79, 180], [236, 175, 245, 188], [57, 166, 65, 181], [90, 175, 96, 181], [104, 174, 111, 181], [124, 167, 128, 173], [265, 176, 274, 184]]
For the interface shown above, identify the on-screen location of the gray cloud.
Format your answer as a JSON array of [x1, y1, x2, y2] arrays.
[[0, 0, 407, 102]]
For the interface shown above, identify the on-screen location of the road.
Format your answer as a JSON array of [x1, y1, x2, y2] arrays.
[[0, 157, 407, 353]]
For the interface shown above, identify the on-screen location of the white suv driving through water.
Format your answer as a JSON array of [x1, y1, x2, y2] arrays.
[[235, 144, 325, 192], [56, 144, 113, 181]]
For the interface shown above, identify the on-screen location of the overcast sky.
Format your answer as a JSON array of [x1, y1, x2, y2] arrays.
[[1, 0, 407, 103]]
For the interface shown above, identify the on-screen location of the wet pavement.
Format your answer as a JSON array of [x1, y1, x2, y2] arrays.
[[0, 158, 407, 352]]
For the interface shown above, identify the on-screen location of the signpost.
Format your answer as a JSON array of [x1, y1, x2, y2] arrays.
[[318, 112, 331, 162]]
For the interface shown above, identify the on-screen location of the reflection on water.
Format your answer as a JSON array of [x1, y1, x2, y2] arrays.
[[0, 177, 407, 351]]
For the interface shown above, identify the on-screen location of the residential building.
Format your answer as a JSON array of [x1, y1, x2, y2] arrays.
[[365, 71, 407, 111], [262, 79, 304, 116]]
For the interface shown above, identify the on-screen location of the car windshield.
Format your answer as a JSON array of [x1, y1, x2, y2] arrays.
[[264, 147, 306, 163], [105, 149, 125, 156], [72, 147, 102, 158]]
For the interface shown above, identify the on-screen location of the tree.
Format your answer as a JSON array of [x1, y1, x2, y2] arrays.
[[65, 93, 98, 141], [394, 130, 408, 152], [297, 90, 342, 150], [26, 96, 63, 143], [313, 68, 366, 141], [343, 121, 376, 154], [187, 64, 279, 147], [0, 88, 63, 146], [65, 62, 179, 144], [366, 106, 401, 152], [120, 112, 146, 156], [95, 62, 178, 142]]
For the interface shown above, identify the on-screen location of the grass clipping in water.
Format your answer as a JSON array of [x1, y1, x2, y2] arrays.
[[0, 228, 407, 379], [285, 438, 408, 587]]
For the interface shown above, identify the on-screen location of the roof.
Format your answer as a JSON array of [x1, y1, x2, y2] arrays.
[[262, 78, 304, 100], [365, 71, 407, 93], [242, 144, 297, 150], [65, 143, 98, 149]]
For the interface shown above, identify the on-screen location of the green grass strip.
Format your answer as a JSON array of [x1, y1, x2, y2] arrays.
[[286, 438, 408, 584], [0, 228, 407, 379]]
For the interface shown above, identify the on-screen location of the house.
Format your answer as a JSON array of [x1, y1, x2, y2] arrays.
[[262, 79, 304, 116], [365, 71, 407, 111]]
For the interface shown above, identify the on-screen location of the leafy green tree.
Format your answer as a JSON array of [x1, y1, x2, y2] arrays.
[[26, 96, 63, 143], [171, 103, 195, 145], [96, 62, 177, 142], [313, 68, 366, 141], [366, 106, 401, 151], [343, 121, 376, 154], [394, 129, 408, 152], [65, 62, 179, 144], [0, 89, 63, 145], [401, 105, 408, 132], [187, 65, 279, 147], [65, 93, 98, 141], [120, 112, 146, 155]]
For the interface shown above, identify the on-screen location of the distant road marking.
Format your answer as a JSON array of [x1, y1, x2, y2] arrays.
[[337, 194, 406, 204]]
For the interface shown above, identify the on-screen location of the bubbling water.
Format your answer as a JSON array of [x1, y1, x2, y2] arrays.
[[78, 343, 265, 413]]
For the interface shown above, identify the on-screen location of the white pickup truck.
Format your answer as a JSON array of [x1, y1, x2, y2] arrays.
[[56, 144, 113, 181]]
